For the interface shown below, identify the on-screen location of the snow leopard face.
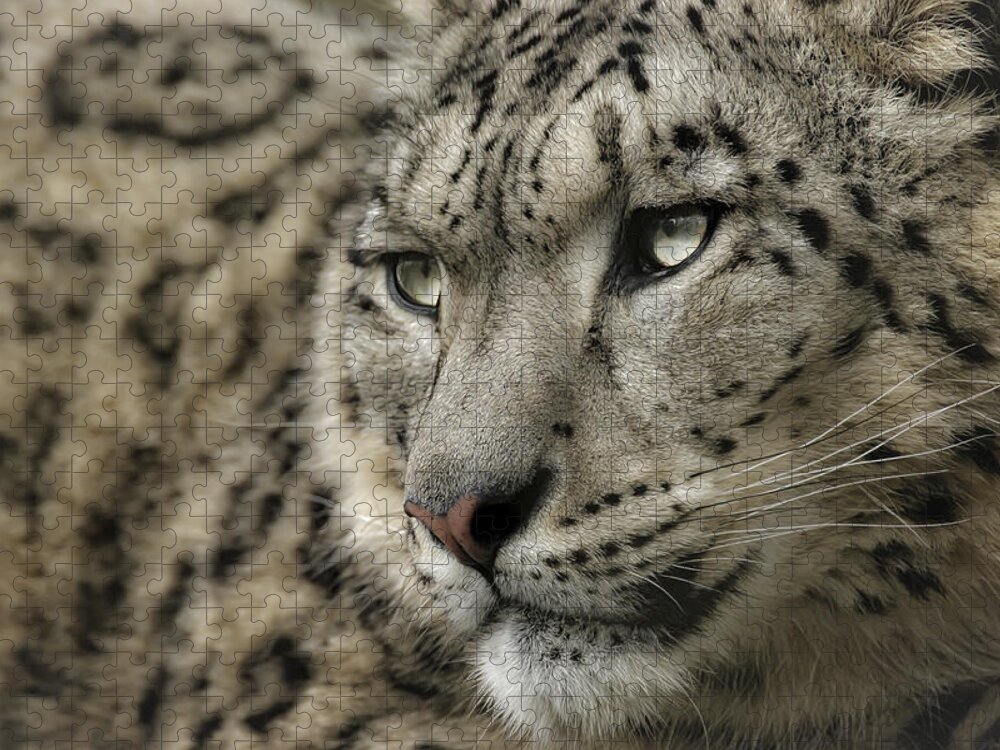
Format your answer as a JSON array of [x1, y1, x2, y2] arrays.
[[315, 0, 1000, 742]]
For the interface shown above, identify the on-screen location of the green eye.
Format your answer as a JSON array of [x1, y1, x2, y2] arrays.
[[388, 254, 442, 312], [650, 212, 711, 270]]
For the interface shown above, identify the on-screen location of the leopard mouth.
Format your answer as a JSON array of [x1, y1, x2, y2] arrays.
[[409, 504, 755, 642], [484, 552, 755, 635]]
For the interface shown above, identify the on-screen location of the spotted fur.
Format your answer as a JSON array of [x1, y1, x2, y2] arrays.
[[314, 0, 1000, 747], [0, 1, 513, 748], [2, 0, 999, 748]]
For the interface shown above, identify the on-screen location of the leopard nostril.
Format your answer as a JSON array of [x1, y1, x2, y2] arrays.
[[405, 467, 554, 578], [469, 501, 522, 550]]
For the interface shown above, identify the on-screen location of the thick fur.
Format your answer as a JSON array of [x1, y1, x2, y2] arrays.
[[1, 0, 999, 749], [0, 1, 512, 748], [314, 0, 1000, 747]]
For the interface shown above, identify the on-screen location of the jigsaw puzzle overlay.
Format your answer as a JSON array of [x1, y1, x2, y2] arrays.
[[0, 0, 998, 747]]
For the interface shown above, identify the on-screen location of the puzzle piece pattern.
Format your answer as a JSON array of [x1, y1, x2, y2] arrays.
[[0, 0, 519, 746]]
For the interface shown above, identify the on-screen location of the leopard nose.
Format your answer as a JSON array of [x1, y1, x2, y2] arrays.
[[404, 469, 553, 577]]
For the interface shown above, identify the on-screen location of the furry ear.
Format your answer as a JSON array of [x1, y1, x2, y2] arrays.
[[806, 0, 996, 96]]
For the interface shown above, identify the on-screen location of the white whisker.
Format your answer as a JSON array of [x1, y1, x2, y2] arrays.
[[744, 345, 978, 476], [743, 383, 1000, 495], [626, 570, 683, 610], [706, 518, 971, 551], [725, 469, 950, 526]]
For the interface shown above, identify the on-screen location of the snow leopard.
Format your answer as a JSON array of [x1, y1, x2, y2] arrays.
[[313, 0, 1000, 746], [0, 0, 998, 747]]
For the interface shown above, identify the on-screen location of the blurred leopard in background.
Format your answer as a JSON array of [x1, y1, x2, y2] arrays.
[[1, 0, 999, 748], [0, 0, 508, 747]]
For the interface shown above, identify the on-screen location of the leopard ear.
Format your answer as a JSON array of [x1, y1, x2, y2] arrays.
[[807, 0, 996, 96]]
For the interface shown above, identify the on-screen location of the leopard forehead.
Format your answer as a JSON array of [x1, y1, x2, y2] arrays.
[[379, 0, 991, 248]]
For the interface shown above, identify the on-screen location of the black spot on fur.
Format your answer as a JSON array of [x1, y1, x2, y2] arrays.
[[137, 667, 168, 730], [871, 539, 911, 574], [854, 590, 889, 615], [973, 125, 1000, 154], [957, 282, 989, 307], [673, 124, 706, 152], [840, 252, 871, 287], [724, 245, 755, 272], [245, 701, 297, 734], [630, 533, 654, 548], [867, 443, 901, 462], [638, 557, 753, 638], [832, 325, 868, 358], [925, 292, 994, 363], [570, 549, 590, 564], [192, 715, 223, 747], [776, 159, 801, 183], [552, 422, 574, 438], [896, 568, 944, 600], [953, 426, 1000, 475], [600, 541, 622, 558], [901, 219, 931, 254], [794, 209, 831, 253], [686, 6, 706, 33], [158, 558, 195, 631], [758, 365, 805, 403], [715, 380, 745, 399], [713, 437, 737, 455], [211, 545, 246, 579], [900, 476, 958, 524], [767, 249, 796, 276], [788, 334, 808, 358], [713, 121, 747, 154], [848, 184, 877, 220], [871, 278, 906, 332], [602, 493, 622, 506]]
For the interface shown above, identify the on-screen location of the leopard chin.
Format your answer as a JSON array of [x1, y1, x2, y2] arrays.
[[472, 609, 690, 739]]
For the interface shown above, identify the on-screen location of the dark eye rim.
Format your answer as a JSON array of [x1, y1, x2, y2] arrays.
[[385, 252, 441, 316], [624, 203, 722, 282]]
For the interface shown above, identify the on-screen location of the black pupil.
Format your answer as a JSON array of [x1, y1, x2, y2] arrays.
[[661, 218, 680, 236]]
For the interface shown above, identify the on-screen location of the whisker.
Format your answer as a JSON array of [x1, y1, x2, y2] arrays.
[[627, 571, 683, 611], [687, 388, 921, 482], [722, 469, 951, 526], [786, 431, 999, 473], [687, 346, 977, 482], [652, 571, 720, 594], [739, 383, 1000, 495], [857, 484, 931, 548], [705, 518, 971, 551], [755, 345, 979, 466], [693, 469, 916, 515]]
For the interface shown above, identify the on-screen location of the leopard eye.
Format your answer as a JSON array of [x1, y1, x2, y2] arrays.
[[624, 206, 717, 279], [650, 213, 711, 270], [388, 254, 442, 313]]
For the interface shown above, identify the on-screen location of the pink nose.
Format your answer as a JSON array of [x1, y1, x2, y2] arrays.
[[404, 494, 521, 574]]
